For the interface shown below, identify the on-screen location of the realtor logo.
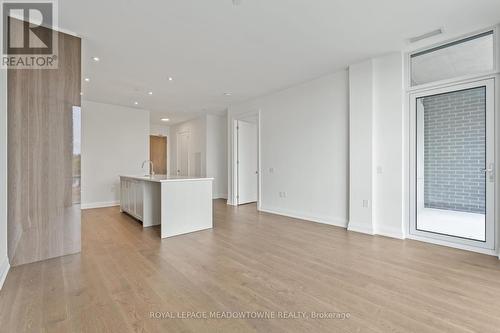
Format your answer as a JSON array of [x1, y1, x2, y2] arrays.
[[1, 0, 58, 68]]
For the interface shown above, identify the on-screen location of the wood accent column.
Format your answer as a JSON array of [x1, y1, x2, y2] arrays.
[[7, 31, 81, 266]]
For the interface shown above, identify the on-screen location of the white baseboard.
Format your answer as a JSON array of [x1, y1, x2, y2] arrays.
[[347, 221, 375, 235], [0, 256, 10, 290], [81, 200, 120, 210], [375, 225, 405, 239], [259, 206, 348, 228]]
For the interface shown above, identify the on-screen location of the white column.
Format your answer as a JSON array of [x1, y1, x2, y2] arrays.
[[348, 60, 375, 234]]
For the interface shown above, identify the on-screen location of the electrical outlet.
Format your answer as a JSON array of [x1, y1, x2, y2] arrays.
[[362, 199, 369, 208], [269, 167, 275, 173]]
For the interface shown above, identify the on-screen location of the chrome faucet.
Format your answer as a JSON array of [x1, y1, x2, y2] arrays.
[[142, 160, 155, 176]]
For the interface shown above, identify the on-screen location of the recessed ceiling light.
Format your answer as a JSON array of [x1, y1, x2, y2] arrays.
[[148, 91, 153, 95], [161, 118, 170, 122], [168, 77, 173, 81], [80, 92, 83, 96], [224, 92, 232, 96], [92, 56, 100, 62], [84, 78, 90, 82], [134, 101, 139, 105]]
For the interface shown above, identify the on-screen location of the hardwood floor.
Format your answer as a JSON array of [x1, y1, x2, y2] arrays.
[[1, 199, 500, 332]]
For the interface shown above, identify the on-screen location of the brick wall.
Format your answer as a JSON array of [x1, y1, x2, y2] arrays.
[[422, 87, 486, 214]]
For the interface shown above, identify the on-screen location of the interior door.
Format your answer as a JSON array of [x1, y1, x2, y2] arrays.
[[177, 132, 190, 176], [409, 79, 495, 249], [150, 135, 167, 174], [237, 120, 258, 205]]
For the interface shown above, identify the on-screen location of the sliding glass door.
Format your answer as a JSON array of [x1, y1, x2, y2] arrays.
[[410, 79, 495, 249]]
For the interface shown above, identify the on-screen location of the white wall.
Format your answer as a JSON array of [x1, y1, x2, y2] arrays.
[[0, 68, 9, 288], [347, 53, 405, 239], [150, 124, 171, 175], [169, 116, 207, 178], [206, 114, 228, 199], [82, 100, 150, 209], [228, 70, 349, 227], [150, 124, 169, 137], [225, 58, 404, 236], [170, 115, 228, 198]]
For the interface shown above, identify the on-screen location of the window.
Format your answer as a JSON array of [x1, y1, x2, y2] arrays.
[[410, 31, 494, 86]]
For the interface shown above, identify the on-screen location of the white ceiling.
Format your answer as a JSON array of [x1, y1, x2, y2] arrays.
[[58, 0, 500, 125]]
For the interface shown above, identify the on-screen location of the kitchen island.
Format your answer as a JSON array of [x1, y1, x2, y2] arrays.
[[120, 175, 213, 238]]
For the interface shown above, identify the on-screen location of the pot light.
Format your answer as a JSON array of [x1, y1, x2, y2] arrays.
[[224, 92, 232, 96], [134, 101, 139, 105], [168, 77, 173, 81], [84, 78, 90, 82], [80, 92, 83, 96], [92, 56, 100, 62], [148, 91, 153, 95], [161, 118, 170, 122]]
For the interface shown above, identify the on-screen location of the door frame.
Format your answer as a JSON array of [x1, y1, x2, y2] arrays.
[[230, 110, 261, 207], [176, 131, 190, 176], [408, 77, 497, 253]]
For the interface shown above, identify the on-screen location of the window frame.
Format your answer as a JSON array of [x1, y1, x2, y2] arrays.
[[406, 25, 499, 91]]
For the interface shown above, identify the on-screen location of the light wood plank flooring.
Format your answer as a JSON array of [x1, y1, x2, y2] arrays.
[[1, 200, 500, 332]]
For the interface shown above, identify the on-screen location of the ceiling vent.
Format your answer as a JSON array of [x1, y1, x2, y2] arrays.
[[409, 28, 443, 43]]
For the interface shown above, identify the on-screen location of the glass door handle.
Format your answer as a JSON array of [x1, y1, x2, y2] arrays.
[[480, 164, 494, 173]]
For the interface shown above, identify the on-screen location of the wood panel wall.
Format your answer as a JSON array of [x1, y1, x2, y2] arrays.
[[8, 30, 81, 266]]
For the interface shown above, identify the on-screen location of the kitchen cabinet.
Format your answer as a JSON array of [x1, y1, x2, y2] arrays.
[[120, 178, 144, 221], [119, 175, 213, 238]]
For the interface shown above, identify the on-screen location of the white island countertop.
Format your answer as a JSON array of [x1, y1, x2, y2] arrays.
[[120, 175, 214, 183]]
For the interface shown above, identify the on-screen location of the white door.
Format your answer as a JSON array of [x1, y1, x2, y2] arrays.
[[409, 79, 495, 249], [237, 120, 258, 205], [176, 132, 190, 176]]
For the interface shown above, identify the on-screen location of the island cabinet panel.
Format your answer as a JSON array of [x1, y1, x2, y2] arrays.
[[119, 175, 213, 235], [7, 30, 82, 266], [135, 182, 144, 220], [120, 178, 144, 221], [160, 179, 213, 238]]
